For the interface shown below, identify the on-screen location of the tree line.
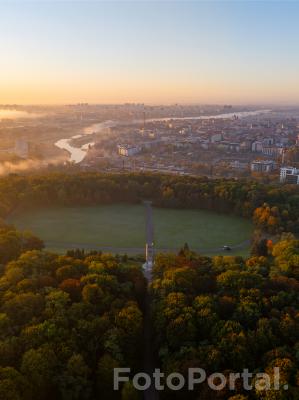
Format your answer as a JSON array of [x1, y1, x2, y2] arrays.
[[0, 172, 298, 234]]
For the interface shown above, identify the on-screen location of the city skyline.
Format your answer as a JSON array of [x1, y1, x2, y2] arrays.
[[1, 1, 299, 105]]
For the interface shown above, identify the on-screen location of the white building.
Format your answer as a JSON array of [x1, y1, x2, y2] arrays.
[[251, 160, 276, 173], [263, 137, 275, 146], [117, 144, 141, 157], [280, 166, 299, 184], [262, 146, 284, 157], [251, 141, 263, 152]]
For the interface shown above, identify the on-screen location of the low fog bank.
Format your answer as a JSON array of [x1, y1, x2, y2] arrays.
[[0, 157, 65, 175]]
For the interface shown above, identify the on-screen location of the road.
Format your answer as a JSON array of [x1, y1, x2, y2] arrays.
[[144, 201, 154, 277], [145, 201, 154, 249], [143, 201, 159, 400]]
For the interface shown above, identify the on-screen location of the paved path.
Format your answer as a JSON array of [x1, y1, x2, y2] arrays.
[[143, 201, 159, 400], [144, 201, 154, 278]]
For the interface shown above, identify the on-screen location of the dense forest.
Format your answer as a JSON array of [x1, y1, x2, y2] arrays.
[[0, 172, 298, 399], [0, 232, 298, 399], [151, 240, 299, 399], [0, 248, 145, 400], [0, 172, 298, 234]]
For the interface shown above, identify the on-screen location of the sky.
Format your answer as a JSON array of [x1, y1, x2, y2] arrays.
[[0, 0, 299, 105]]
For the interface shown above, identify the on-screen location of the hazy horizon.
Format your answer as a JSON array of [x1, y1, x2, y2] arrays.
[[1, 1, 299, 105], [0, 102, 295, 107]]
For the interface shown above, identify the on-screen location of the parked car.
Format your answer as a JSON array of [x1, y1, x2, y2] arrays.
[[222, 245, 232, 251]]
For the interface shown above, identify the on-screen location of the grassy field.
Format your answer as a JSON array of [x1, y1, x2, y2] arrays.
[[8, 204, 252, 254], [153, 208, 252, 250]]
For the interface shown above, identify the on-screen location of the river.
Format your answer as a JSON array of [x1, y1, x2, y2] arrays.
[[55, 120, 116, 163], [147, 109, 271, 122]]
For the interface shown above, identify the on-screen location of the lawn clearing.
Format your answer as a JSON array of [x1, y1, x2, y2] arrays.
[[8, 204, 252, 254]]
